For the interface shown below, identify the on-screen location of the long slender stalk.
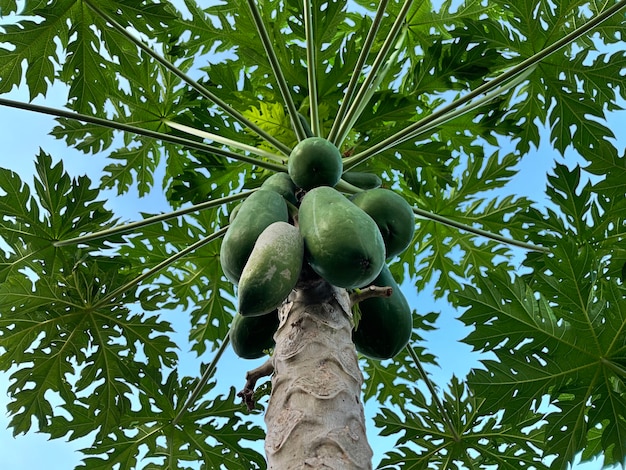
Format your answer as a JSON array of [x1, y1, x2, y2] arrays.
[[414, 207, 549, 252], [406, 344, 461, 442], [342, 29, 408, 147], [54, 192, 253, 247], [171, 332, 231, 426], [166, 121, 285, 163], [0, 98, 285, 172], [93, 227, 228, 308], [327, 0, 390, 143], [84, 0, 292, 156], [304, 0, 320, 136], [332, 0, 414, 148], [343, 0, 626, 166], [343, 66, 536, 170], [245, 0, 307, 142]]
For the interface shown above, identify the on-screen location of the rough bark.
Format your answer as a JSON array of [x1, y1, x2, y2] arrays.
[[264, 279, 373, 469]]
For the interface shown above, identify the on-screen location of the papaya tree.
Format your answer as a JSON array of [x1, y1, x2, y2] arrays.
[[1, 0, 626, 468]]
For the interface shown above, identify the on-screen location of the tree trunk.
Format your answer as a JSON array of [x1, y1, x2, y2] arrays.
[[264, 279, 373, 469]]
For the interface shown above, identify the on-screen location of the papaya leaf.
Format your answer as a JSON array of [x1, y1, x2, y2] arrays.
[[376, 376, 550, 469], [0, 255, 177, 438], [118, 209, 234, 354], [0, 150, 118, 281], [457, 259, 626, 467], [71, 372, 265, 469]]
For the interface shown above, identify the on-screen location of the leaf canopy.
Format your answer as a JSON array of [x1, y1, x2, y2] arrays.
[[0, 0, 625, 468]]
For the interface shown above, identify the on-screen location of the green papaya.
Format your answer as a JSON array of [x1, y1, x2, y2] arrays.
[[350, 188, 414, 258], [261, 172, 298, 206], [352, 265, 412, 360], [342, 171, 382, 190], [229, 202, 241, 223], [230, 310, 279, 359], [238, 221, 304, 317], [298, 186, 385, 288], [298, 112, 314, 138], [220, 190, 288, 284], [288, 137, 343, 190]]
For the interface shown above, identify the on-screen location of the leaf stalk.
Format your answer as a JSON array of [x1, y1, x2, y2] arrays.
[[54, 192, 253, 247], [332, 0, 413, 148], [406, 344, 462, 442], [0, 98, 285, 172], [84, 0, 292, 156], [414, 207, 549, 253], [171, 332, 231, 426], [304, 0, 320, 136], [344, 0, 626, 166], [327, 0, 390, 143], [93, 227, 228, 308], [165, 121, 285, 163], [245, 0, 308, 142]]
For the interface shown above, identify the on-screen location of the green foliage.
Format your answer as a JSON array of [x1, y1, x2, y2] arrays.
[[376, 376, 549, 469], [0, 0, 625, 469]]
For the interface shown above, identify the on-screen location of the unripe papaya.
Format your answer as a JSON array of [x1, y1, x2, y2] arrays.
[[342, 171, 382, 190], [229, 202, 241, 223], [230, 310, 279, 359], [220, 190, 288, 284], [238, 221, 304, 317], [350, 188, 414, 258], [288, 137, 342, 190], [298, 186, 385, 288], [261, 172, 298, 206], [353, 265, 412, 360], [298, 112, 314, 138]]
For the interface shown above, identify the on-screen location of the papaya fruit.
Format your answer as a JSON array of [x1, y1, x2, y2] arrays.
[[298, 186, 385, 288], [342, 171, 382, 190], [230, 310, 279, 359], [298, 112, 315, 138], [261, 172, 298, 206], [229, 202, 241, 223], [220, 190, 288, 284], [350, 188, 414, 258], [352, 265, 412, 360], [238, 221, 304, 317], [288, 137, 342, 190]]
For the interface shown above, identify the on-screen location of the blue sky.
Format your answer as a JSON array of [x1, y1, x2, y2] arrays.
[[1, 7, 626, 470]]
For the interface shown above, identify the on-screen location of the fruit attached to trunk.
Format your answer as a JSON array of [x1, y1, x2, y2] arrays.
[[351, 188, 415, 258], [238, 221, 304, 317], [353, 265, 413, 360], [220, 190, 288, 283], [298, 186, 385, 288], [288, 137, 343, 190]]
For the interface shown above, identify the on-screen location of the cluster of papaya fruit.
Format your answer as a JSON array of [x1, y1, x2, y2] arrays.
[[221, 137, 415, 361]]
